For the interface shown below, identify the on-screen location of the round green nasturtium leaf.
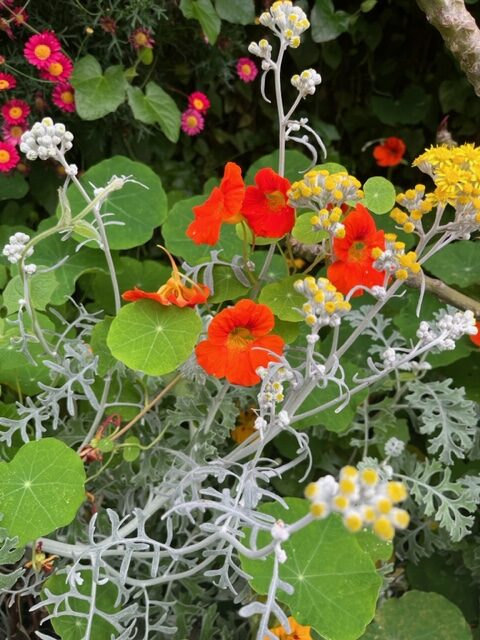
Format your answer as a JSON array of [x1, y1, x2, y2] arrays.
[[162, 195, 244, 263], [292, 212, 329, 244], [258, 275, 304, 322], [209, 266, 249, 303], [43, 570, 120, 640], [252, 252, 289, 283], [107, 300, 202, 376], [61, 156, 167, 250], [425, 241, 480, 288], [315, 162, 348, 174], [273, 318, 300, 344], [123, 436, 141, 462], [362, 177, 396, 215], [362, 591, 472, 640], [240, 499, 382, 640], [245, 150, 310, 184], [0, 173, 29, 201], [235, 223, 276, 245], [2, 271, 58, 315], [0, 438, 86, 545], [71, 55, 126, 120]]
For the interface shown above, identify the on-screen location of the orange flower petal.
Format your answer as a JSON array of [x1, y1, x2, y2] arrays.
[[221, 161, 245, 219], [187, 187, 224, 245], [242, 168, 295, 238], [122, 288, 165, 303]]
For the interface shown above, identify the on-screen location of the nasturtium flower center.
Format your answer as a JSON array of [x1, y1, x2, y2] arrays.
[[348, 240, 366, 261], [9, 106, 22, 119], [0, 150, 10, 163], [34, 44, 51, 60], [227, 326, 254, 349], [266, 190, 286, 211]]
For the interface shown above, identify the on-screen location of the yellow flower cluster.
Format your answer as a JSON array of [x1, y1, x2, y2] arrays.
[[294, 276, 351, 329], [310, 205, 345, 238], [305, 465, 410, 542], [391, 184, 433, 234], [371, 233, 421, 281]]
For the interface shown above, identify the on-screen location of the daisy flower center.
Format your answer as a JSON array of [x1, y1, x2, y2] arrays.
[[34, 44, 51, 60], [0, 149, 11, 163], [186, 115, 198, 128], [227, 326, 254, 350], [9, 107, 23, 119], [135, 33, 148, 46], [61, 90, 74, 104], [48, 62, 64, 76], [11, 126, 22, 137], [266, 190, 286, 211], [348, 241, 366, 261], [241, 64, 252, 76], [193, 98, 204, 110], [0, 79, 9, 89]]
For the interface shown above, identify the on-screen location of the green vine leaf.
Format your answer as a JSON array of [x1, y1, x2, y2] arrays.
[[240, 499, 382, 640], [107, 300, 202, 375], [71, 55, 126, 120], [179, 0, 221, 44], [127, 82, 181, 143], [0, 438, 86, 545]]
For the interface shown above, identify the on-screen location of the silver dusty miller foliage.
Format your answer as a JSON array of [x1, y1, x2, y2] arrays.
[[1, 3, 480, 639]]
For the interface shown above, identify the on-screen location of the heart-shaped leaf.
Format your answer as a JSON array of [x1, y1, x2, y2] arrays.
[[71, 55, 126, 120], [127, 82, 181, 142]]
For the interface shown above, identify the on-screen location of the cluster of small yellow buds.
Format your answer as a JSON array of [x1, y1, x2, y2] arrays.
[[256, 365, 294, 409], [294, 276, 351, 329], [310, 205, 345, 238], [291, 69, 322, 96], [305, 466, 410, 542], [247, 38, 273, 70], [259, 1, 310, 48], [371, 233, 421, 281], [391, 184, 433, 234], [289, 169, 363, 208]]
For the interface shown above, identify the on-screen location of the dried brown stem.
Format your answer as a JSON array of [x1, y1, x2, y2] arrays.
[[407, 272, 480, 317]]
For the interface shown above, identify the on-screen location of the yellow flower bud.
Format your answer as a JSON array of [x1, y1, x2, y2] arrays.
[[387, 481, 407, 503], [344, 511, 363, 533], [373, 516, 395, 541]]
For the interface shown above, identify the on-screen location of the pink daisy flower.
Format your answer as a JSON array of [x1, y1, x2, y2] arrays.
[[0, 140, 20, 173], [188, 91, 210, 113], [2, 122, 26, 146], [24, 31, 61, 69], [0, 72, 16, 91], [12, 7, 28, 26], [236, 57, 258, 83], [181, 109, 204, 136], [2, 99, 30, 124], [52, 83, 75, 112], [129, 27, 155, 49], [40, 53, 73, 83]]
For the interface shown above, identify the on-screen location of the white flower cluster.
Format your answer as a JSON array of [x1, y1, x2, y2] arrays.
[[291, 69, 322, 97], [417, 308, 478, 351], [294, 276, 351, 330], [20, 117, 73, 161], [2, 232, 36, 274], [371, 234, 421, 281], [247, 38, 273, 71], [256, 365, 294, 410], [384, 437, 406, 458], [305, 465, 410, 541], [259, 1, 310, 48]]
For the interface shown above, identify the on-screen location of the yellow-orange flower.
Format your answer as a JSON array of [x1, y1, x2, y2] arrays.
[[265, 616, 312, 640]]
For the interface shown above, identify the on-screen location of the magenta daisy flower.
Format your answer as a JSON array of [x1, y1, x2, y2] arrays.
[[236, 57, 258, 83], [12, 7, 28, 26], [0, 140, 20, 173], [129, 27, 155, 49], [52, 83, 75, 112], [188, 91, 210, 113], [24, 31, 61, 68], [181, 109, 204, 136], [0, 72, 16, 91], [40, 53, 73, 83], [2, 122, 26, 146], [2, 99, 30, 125]]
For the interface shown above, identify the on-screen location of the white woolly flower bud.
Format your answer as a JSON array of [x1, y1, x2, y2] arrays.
[[291, 69, 322, 96], [271, 519, 290, 542], [20, 117, 74, 161], [23, 263, 37, 275], [384, 437, 405, 458], [277, 410, 290, 427], [254, 417, 268, 431]]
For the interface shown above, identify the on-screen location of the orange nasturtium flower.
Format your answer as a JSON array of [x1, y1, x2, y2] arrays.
[[373, 136, 406, 167], [187, 162, 245, 245], [327, 203, 385, 297], [231, 408, 257, 444], [470, 321, 480, 346], [122, 247, 209, 307], [195, 299, 285, 386], [241, 168, 295, 238], [265, 616, 313, 640]]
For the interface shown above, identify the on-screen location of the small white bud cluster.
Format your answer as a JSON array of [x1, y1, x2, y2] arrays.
[[271, 519, 289, 563], [305, 465, 410, 541], [291, 69, 322, 96], [257, 365, 294, 409], [381, 347, 397, 367], [294, 276, 351, 330], [371, 235, 421, 281], [247, 38, 273, 71], [452, 199, 480, 240], [384, 437, 405, 458], [259, 1, 310, 49], [2, 232, 37, 274], [417, 309, 478, 351], [20, 117, 73, 161]]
